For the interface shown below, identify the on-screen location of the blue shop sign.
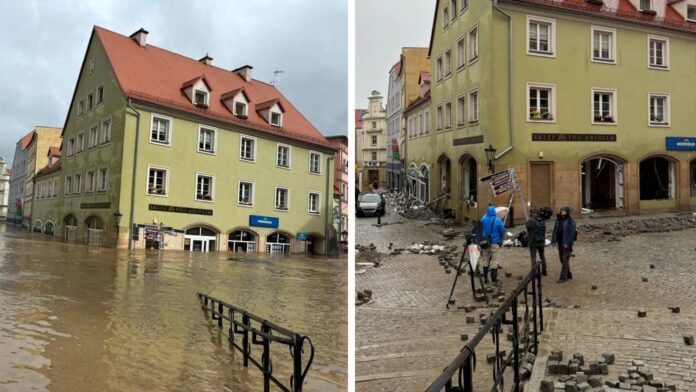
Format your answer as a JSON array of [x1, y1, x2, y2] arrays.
[[666, 137, 696, 151], [297, 232, 309, 241], [249, 215, 279, 228]]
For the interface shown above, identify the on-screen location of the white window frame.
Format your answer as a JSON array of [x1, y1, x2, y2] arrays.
[[648, 93, 670, 127], [468, 25, 479, 64], [371, 151, 377, 161], [591, 88, 618, 125], [150, 114, 173, 146], [309, 151, 322, 175], [86, 170, 95, 193], [87, 93, 94, 111], [146, 165, 169, 197], [444, 101, 452, 129], [457, 35, 466, 69], [468, 88, 479, 123], [436, 56, 444, 81], [89, 125, 99, 148], [443, 5, 450, 30], [276, 143, 291, 169], [76, 132, 85, 154], [647, 35, 669, 70], [436, 105, 444, 130], [425, 111, 430, 134], [308, 191, 320, 215], [371, 135, 377, 146], [591, 26, 617, 64], [96, 84, 104, 106], [444, 49, 452, 77], [65, 176, 72, 195], [234, 101, 248, 117], [78, 100, 84, 116], [99, 116, 111, 146], [457, 94, 467, 126], [450, 0, 458, 21], [73, 173, 82, 194], [688, 5, 696, 22], [97, 168, 108, 192], [195, 173, 215, 202], [237, 180, 255, 207], [239, 135, 257, 162], [197, 125, 217, 154], [640, 0, 652, 11], [526, 15, 556, 58], [194, 89, 209, 106], [527, 82, 556, 123], [274, 186, 290, 211], [270, 111, 283, 127]]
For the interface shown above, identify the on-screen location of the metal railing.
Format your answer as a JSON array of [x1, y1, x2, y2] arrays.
[[197, 293, 315, 392], [425, 262, 544, 392]]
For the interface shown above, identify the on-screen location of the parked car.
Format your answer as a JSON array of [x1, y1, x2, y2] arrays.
[[357, 193, 385, 217]]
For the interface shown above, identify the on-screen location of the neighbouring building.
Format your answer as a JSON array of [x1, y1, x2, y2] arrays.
[[358, 91, 387, 192], [31, 26, 336, 254], [423, 0, 696, 223], [355, 109, 367, 191], [7, 127, 62, 226], [326, 135, 348, 242], [386, 48, 430, 192], [404, 72, 432, 204], [0, 158, 10, 219]]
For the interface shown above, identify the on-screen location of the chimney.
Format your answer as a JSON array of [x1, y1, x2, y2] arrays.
[[233, 65, 253, 82], [129, 28, 149, 47], [199, 53, 213, 66]]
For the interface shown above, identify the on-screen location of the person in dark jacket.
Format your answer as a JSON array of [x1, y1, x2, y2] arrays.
[[478, 205, 506, 284], [551, 206, 576, 283], [525, 208, 548, 276]]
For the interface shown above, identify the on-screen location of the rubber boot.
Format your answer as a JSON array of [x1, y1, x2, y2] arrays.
[[490, 268, 498, 285], [483, 267, 489, 283]]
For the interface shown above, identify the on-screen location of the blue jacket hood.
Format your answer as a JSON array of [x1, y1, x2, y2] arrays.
[[486, 205, 497, 217]]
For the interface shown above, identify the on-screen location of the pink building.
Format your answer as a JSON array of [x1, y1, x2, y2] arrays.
[[327, 135, 348, 242]]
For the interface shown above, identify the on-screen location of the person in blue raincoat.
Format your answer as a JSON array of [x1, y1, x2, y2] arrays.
[[477, 205, 506, 284]]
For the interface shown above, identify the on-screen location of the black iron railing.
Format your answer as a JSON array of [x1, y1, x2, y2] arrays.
[[425, 262, 544, 392], [197, 293, 315, 392]]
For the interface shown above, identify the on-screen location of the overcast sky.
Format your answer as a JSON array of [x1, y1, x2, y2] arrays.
[[0, 0, 347, 164], [355, 0, 434, 109]]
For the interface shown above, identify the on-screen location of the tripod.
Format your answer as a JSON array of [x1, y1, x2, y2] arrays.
[[446, 232, 488, 309]]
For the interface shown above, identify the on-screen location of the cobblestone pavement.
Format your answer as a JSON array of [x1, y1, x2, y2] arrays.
[[355, 208, 696, 392]]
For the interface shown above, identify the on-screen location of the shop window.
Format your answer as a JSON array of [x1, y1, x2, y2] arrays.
[[640, 157, 675, 200]]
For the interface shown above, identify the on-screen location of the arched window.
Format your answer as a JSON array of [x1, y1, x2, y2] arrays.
[[228, 230, 257, 253], [266, 232, 291, 254]]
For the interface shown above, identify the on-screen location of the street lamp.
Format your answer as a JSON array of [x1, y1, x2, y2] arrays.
[[485, 144, 497, 174], [113, 211, 123, 245]]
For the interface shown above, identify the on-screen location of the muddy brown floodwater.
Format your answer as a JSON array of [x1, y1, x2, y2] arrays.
[[0, 224, 347, 391]]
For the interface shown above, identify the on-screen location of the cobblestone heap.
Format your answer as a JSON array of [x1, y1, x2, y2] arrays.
[[579, 215, 696, 242]]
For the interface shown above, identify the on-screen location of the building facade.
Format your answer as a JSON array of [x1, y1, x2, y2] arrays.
[[355, 109, 367, 191], [425, 0, 696, 223], [404, 72, 432, 205], [7, 127, 62, 226], [386, 61, 403, 191], [358, 91, 388, 192], [0, 158, 9, 219], [327, 135, 349, 241], [31, 27, 336, 254]]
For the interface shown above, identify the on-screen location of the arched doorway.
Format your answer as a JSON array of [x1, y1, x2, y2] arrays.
[[406, 163, 418, 199], [581, 155, 625, 210], [228, 229, 257, 253], [459, 155, 478, 220], [419, 164, 430, 203], [640, 156, 676, 201], [266, 232, 291, 254], [437, 155, 452, 195], [63, 214, 78, 242], [85, 216, 104, 246], [33, 219, 43, 233], [44, 221, 55, 236], [184, 226, 218, 252]]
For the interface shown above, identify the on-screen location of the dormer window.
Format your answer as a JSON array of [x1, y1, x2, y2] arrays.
[[194, 90, 208, 107], [640, 0, 651, 11], [689, 5, 696, 21], [270, 111, 282, 127], [235, 102, 247, 117]]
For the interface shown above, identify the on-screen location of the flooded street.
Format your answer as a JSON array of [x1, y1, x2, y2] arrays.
[[0, 224, 347, 391]]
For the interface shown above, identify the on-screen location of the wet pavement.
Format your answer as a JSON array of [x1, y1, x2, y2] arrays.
[[0, 224, 347, 392], [355, 208, 696, 391]]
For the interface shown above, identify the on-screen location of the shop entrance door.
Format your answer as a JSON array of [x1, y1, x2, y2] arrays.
[[530, 162, 552, 209]]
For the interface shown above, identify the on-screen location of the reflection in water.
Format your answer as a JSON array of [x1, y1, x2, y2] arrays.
[[0, 225, 347, 391]]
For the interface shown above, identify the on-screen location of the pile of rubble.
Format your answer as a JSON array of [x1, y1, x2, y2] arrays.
[[405, 241, 457, 255], [355, 243, 382, 272], [603, 359, 677, 391], [579, 215, 696, 242], [386, 192, 440, 220]]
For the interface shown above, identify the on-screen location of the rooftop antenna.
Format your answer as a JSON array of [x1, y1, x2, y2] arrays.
[[272, 70, 285, 85]]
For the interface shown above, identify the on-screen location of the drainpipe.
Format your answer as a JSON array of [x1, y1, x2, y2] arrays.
[[126, 99, 141, 250], [325, 156, 334, 256], [492, 0, 514, 161]]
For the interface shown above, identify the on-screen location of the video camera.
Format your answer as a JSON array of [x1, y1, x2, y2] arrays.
[[538, 207, 553, 220]]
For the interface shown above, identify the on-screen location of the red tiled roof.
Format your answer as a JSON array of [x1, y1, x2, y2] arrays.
[[48, 146, 61, 158], [355, 109, 367, 129], [505, 0, 695, 33], [390, 60, 401, 80], [220, 88, 247, 102], [256, 98, 285, 112], [93, 27, 332, 149], [403, 90, 431, 114], [19, 130, 35, 150], [181, 75, 212, 91], [35, 159, 61, 179]]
